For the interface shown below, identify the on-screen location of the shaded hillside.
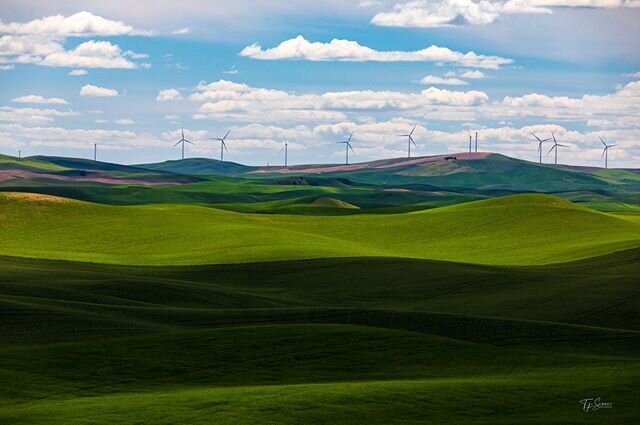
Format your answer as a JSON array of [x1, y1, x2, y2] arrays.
[[29, 156, 155, 173], [319, 154, 627, 192], [137, 157, 252, 175], [1, 250, 639, 424], [0, 154, 199, 186]]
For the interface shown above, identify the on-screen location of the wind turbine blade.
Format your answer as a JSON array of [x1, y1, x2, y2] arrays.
[[537, 143, 541, 154], [557, 144, 568, 147], [600, 137, 606, 147], [348, 132, 353, 142], [173, 141, 182, 147], [409, 125, 416, 136], [349, 144, 355, 153], [547, 145, 556, 155], [222, 141, 228, 151], [601, 149, 606, 159], [223, 130, 230, 140], [185, 140, 194, 145], [531, 132, 542, 142], [609, 144, 617, 148], [551, 132, 557, 144], [409, 136, 417, 146]]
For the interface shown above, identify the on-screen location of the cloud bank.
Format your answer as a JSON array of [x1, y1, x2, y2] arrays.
[[371, 0, 640, 28], [240, 35, 513, 69]]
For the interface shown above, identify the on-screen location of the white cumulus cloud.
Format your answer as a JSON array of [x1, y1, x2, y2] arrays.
[[171, 27, 191, 35], [156, 88, 183, 101], [189, 79, 488, 123], [68, 69, 88, 76], [79, 84, 119, 97], [460, 70, 485, 79], [371, 0, 640, 28], [420, 75, 468, 85], [41, 40, 143, 69], [0, 106, 77, 124], [240, 35, 513, 69], [0, 11, 146, 37], [0, 13, 149, 69], [114, 118, 136, 125], [11, 95, 68, 104]]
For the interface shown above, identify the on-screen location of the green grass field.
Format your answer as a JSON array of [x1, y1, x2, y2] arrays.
[[2, 153, 639, 423], [1, 192, 639, 266], [1, 251, 639, 424]]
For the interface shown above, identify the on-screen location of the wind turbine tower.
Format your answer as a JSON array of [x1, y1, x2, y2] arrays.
[[338, 132, 355, 165], [174, 127, 193, 160], [280, 140, 289, 167], [547, 131, 567, 166], [211, 130, 230, 162], [94, 143, 97, 161], [531, 132, 551, 164], [399, 125, 417, 158], [600, 137, 616, 169], [475, 131, 478, 153]]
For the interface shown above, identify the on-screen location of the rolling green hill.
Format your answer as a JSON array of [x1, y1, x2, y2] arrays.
[[0, 154, 68, 172], [3, 152, 640, 423], [323, 154, 628, 190], [28, 156, 158, 174], [0, 152, 638, 213], [0, 192, 638, 266], [1, 250, 639, 424], [138, 157, 252, 175]]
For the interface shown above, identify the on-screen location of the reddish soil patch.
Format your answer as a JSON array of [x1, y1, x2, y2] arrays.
[[250, 152, 491, 175], [251, 163, 371, 174], [0, 169, 187, 186], [375, 152, 489, 169]]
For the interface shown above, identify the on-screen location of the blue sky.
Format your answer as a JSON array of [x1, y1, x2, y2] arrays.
[[1, 0, 639, 167]]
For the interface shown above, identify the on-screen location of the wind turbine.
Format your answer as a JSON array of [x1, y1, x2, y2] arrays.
[[531, 132, 551, 164], [280, 140, 288, 167], [93, 143, 97, 161], [338, 132, 354, 165], [399, 125, 417, 158], [547, 131, 567, 166], [475, 131, 478, 153], [468, 131, 473, 154], [600, 137, 616, 169], [211, 130, 230, 162], [174, 127, 193, 160]]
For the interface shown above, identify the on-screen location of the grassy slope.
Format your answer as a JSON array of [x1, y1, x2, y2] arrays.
[[0, 192, 638, 266], [2, 250, 640, 347], [1, 326, 637, 425], [1, 252, 639, 424], [0, 154, 67, 172], [322, 154, 613, 190], [137, 157, 252, 175]]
